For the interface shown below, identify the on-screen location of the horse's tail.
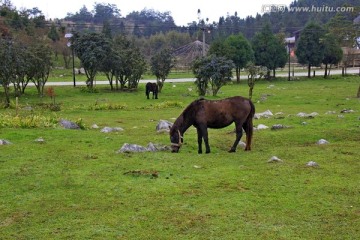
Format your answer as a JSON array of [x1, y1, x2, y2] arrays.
[[244, 99, 255, 151]]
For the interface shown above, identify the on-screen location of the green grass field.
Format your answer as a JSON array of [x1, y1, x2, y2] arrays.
[[0, 76, 359, 239]]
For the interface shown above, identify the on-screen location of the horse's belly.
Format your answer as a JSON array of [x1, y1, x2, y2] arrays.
[[207, 119, 233, 129]]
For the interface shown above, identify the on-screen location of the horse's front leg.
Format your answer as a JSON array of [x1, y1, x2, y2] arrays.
[[201, 126, 210, 153], [229, 123, 243, 152]]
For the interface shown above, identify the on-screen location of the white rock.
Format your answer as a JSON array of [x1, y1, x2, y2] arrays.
[[238, 141, 246, 149], [306, 161, 319, 167], [101, 127, 124, 133], [267, 156, 283, 163], [34, 137, 45, 143], [256, 124, 269, 130], [0, 139, 12, 145], [317, 139, 329, 145], [254, 110, 273, 119]]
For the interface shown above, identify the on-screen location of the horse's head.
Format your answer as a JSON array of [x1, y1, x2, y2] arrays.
[[169, 127, 183, 153]]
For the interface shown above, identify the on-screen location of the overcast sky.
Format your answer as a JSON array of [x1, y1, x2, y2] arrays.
[[9, 0, 294, 26]]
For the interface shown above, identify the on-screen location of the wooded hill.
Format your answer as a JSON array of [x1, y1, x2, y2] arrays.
[[1, 0, 359, 41]]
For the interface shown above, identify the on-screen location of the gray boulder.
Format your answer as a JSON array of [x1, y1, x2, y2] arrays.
[[59, 119, 80, 129], [118, 143, 148, 153], [101, 127, 124, 133], [156, 120, 173, 133], [117, 142, 171, 153]]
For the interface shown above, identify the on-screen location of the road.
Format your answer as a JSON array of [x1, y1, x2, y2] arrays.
[[29, 68, 360, 86]]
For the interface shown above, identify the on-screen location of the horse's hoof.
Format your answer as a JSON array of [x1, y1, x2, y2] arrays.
[[228, 149, 236, 153]]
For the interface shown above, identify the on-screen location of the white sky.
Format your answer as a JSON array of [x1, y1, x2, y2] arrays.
[[9, 0, 294, 26]]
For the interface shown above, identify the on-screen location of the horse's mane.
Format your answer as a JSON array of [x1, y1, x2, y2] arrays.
[[173, 98, 205, 131]]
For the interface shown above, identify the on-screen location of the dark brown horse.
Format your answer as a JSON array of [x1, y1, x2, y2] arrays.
[[146, 82, 158, 99], [170, 96, 255, 153]]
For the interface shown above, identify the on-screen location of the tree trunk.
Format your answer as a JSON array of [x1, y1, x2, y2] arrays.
[[3, 85, 10, 108], [357, 84, 360, 98], [236, 67, 240, 83], [324, 64, 328, 78], [273, 68, 276, 78], [308, 64, 311, 78]]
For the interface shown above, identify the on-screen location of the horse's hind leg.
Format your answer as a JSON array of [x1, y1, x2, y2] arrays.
[[243, 118, 253, 151], [196, 128, 203, 154], [229, 122, 243, 152]]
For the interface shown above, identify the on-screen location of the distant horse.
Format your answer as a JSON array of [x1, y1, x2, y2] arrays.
[[169, 96, 255, 154], [146, 82, 158, 99]]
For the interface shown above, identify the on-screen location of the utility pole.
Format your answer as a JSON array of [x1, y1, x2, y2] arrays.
[[198, 9, 209, 57]]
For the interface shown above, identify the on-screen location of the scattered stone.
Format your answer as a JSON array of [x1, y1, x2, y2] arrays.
[[101, 127, 124, 133], [271, 124, 289, 130], [267, 85, 275, 88], [146, 142, 171, 152], [301, 122, 307, 125], [306, 161, 319, 167], [340, 109, 354, 113], [59, 119, 80, 129], [34, 137, 45, 144], [337, 115, 344, 118], [118, 143, 147, 153], [297, 112, 319, 118], [274, 112, 285, 119], [255, 124, 269, 130], [156, 120, 173, 133], [0, 139, 12, 145], [238, 141, 246, 149], [193, 165, 202, 169], [91, 124, 99, 129], [267, 156, 283, 163], [117, 142, 171, 153], [325, 111, 336, 114], [254, 110, 273, 119], [317, 139, 329, 145]]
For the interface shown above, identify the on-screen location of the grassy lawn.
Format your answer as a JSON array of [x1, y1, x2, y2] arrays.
[[0, 76, 359, 239]]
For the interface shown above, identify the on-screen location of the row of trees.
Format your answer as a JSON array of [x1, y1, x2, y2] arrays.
[[191, 21, 346, 98], [190, 23, 287, 97], [296, 22, 344, 78], [71, 32, 175, 93], [0, 37, 52, 107]]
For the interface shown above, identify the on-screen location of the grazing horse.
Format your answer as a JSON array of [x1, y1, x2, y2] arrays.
[[146, 82, 158, 99], [170, 96, 255, 154]]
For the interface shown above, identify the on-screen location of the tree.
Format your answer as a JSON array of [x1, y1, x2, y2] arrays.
[[192, 55, 234, 96], [209, 34, 254, 83], [246, 63, 267, 100], [12, 41, 30, 96], [47, 23, 59, 42], [73, 32, 111, 89], [0, 38, 16, 107], [252, 23, 287, 78], [93, 3, 120, 24], [224, 34, 254, 83], [101, 35, 146, 90], [28, 42, 53, 96], [295, 22, 326, 78], [150, 48, 174, 92], [322, 33, 343, 78]]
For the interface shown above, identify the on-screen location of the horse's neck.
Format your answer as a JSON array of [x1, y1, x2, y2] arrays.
[[175, 114, 192, 134]]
